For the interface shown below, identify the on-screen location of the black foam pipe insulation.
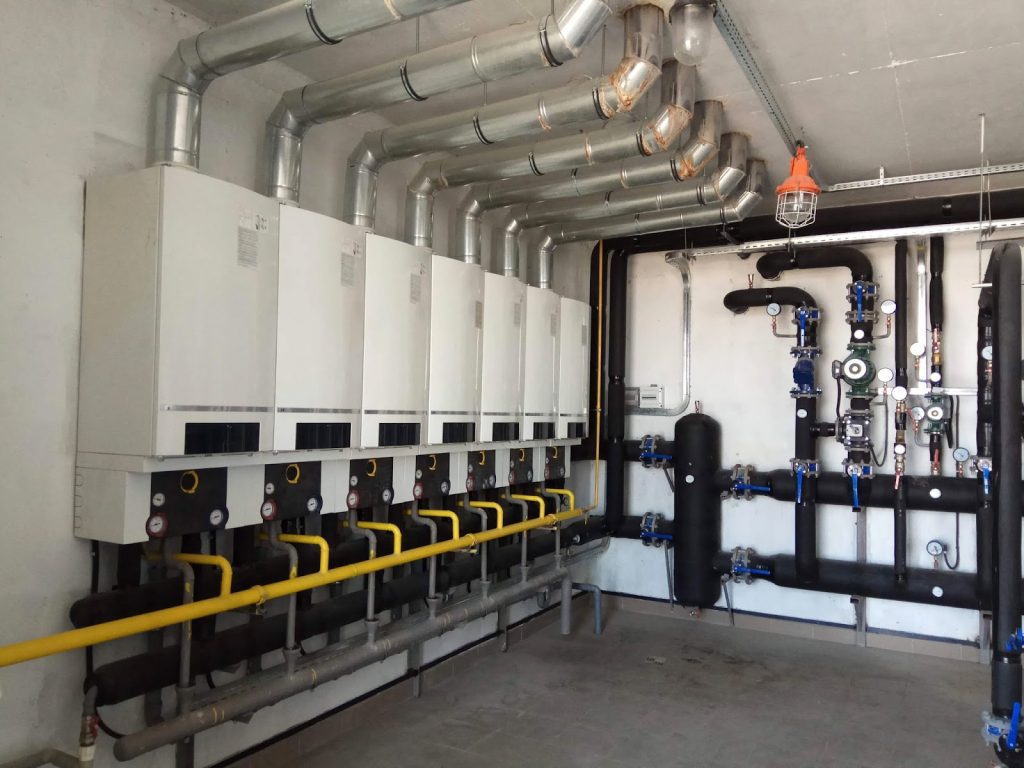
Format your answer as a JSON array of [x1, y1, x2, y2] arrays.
[[722, 287, 817, 313], [673, 413, 721, 607], [756, 246, 873, 282], [604, 250, 628, 534], [88, 520, 604, 706]]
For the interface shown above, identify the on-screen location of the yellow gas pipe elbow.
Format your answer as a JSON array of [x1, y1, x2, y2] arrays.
[[172, 553, 233, 597], [417, 510, 460, 541], [510, 494, 546, 519], [466, 500, 504, 529], [276, 534, 331, 574], [355, 522, 402, 556], [544, 488, 575, 514]]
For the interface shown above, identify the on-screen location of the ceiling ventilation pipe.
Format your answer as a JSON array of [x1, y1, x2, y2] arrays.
[[151, 0, 476, 168], [458, 99, 721, 265], [345, 14, 689, 230], [404, 5, 673, 249], [506, 131, 746, 230], [530, 158, 765, 287], [264, 0, 612, 203]]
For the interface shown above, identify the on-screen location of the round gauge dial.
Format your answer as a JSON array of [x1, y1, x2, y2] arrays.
[[305, 496, 322, 514], [265, 482, 276, 495], [346, 490, 360, 509], [152, 492, 166, 508], [953, 447, 971, 463], [880, 299, 897, 316], [146, 514, 168, 538], [911, 406, 926, 421], [894, 443, 907, 456], [877, 367, 895, 384], [926, 540, 945, 557], [765, 302, 782, 317], [259, 500, 278, 521], [209, 508, 226, 527], [982, 345, 993, 361], [891, 385, 908, 402], [910, 342, 926, 358]]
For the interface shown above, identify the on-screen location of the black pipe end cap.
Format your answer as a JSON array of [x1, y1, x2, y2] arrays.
[[995, 740, 1024, 768]]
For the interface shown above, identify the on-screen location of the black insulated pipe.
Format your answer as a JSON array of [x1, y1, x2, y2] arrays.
[[894, 239, 909, 389], [722, 287, 816, 313], [605, 250, 628, 534], [714, 468, 994, 514], [977, 272, 996, 606], [990, 244, 1022, 722], [756, 246, 873, 282], [929, 235, 945, 331], [674, 413, 722, 607]]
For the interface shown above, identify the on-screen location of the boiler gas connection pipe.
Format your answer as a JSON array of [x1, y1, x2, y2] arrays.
[[354, 520, 402, 642], [0, 511, 584, 668], [460, 503, 491, 597], [408, 505, 441, 616], [164, 552, 195, 720], [502, 495, 533, 576], [173, 553, 233, 598], [264, 523, 301, 671]]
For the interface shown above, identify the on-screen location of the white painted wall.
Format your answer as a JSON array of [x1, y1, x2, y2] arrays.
[[0, 1, 561, 763], [572, 232, 1022, 643]]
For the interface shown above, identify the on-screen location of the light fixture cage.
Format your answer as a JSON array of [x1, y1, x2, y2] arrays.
[[776, 189, 818, 229]]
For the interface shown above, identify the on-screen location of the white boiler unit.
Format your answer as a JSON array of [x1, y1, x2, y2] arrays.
[[360, 234, 431, 448], [521, 286, 560, 440], [427, 256, 484, 444], [78, 166, 280, 458], [479, 274, 527, 442], [558, 297, 590, 439], [275, 206, 365, 451]]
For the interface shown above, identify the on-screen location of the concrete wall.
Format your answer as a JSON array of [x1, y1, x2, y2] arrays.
[[573, 231, 1023, 644], [0, 0, 562, 763]]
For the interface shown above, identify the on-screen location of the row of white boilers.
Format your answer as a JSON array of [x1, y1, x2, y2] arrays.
[[78, 167, 589, 459]]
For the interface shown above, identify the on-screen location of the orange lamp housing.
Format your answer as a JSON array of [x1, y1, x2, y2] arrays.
[[775, 142, 821, 229]]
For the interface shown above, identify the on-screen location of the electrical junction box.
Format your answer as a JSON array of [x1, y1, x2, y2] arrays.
[[521, 286, 560, 441], [360, 233, 431, 448], [479, 273, 527, 442], [275, 206, 365, 451], [78, 166, 279, 457], [557, 297, 590, 439], [427, 256, 484, 444]]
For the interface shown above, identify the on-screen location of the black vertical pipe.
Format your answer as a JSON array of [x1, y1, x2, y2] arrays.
[[894, 240, 909, 389], [581, 242, 607, 460], [991, 244, 1022, 720], [605, 250, 628, 534], [929, 235, 945, 332], [794, 394, 819, 583], [674, 413, 722, 606], [977, 276, 995, 607]]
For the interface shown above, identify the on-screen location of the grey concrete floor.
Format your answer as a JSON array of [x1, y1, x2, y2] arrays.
[[300, 606, 995, 768]]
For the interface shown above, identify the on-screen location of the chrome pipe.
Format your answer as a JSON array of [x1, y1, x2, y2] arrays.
[[531, 158, 767, 276], [517, 132, 747, 229], [403, 20, 692, 248], [150, 0, 474, 168], [266, 0, 612, 202], [464, 100, 722, 268]]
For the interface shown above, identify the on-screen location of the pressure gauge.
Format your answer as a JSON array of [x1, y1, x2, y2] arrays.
[[346, 490, 360, 509], [891, 385, 908, 402], [151, 492, 166, 508], [911, 405, 926, 421], [413, 482, 424, 499], [910, 341, 926, 358], [877, 367, 895, 384], [305, 496, 322, 514], [880, 299, 897, 316], [209, 508, 226, 528], [766, 302, 782, 317], [415, 468, 423, 479], [982, 345, 993, 361], [265, 482, 276, 495], [146, 513, 168, 539], [349, 475, 359, 487], [440, 480, 451, 495], [926, 539, 946, 557], [260, 499, 278, 522], [894, 443, 907, 456], [953, 447, 971, 463], [381, 487, 394, 504]]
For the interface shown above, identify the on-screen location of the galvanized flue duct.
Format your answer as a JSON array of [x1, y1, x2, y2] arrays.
[[343, 7, 687, 230], [151, 0, 476, 168], [531, 158, 767, 287], [264, 0, 612, 203], [486, 100, 722, 275], [402, 4, 677, 249]]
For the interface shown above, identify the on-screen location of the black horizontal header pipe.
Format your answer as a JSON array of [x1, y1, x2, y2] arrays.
[[712, 468, 983, 514], [723, 287, 817, 314], [757, 247, 873, 282]]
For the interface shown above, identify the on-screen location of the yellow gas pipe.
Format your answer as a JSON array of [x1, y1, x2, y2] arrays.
[[172, 553, 233, 597]]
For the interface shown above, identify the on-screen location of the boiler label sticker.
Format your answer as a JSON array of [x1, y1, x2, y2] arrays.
[[410, 272, 422, 304], [340, 251, 356, 287]]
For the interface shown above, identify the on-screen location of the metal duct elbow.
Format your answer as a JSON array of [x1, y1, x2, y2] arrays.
[[267, 0, 611, 202], [534, 234, 558, 288], [722, 158, 766, 222], [150, 0, 477, 168], [672, 100, 722, 179], [636, 60, 696, 155], [501, 211, 527, 278], [700, 133, 748, 204], [605, 5, 665, 113], [405, 162, 444, 247]]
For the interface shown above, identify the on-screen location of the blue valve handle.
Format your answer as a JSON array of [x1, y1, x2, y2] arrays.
[[1005, 628, 1024, 653], [1010, 702, 1021, 750], [855, 283, 864, 323], [640, 531, 674, 542], [733, 482, 771, 495], [795, 466, 805, 504], [640, 452, 674, 462], [983, 465, 992, 496], [733, 566, 771, 577], [851, 473, 860, 510]]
